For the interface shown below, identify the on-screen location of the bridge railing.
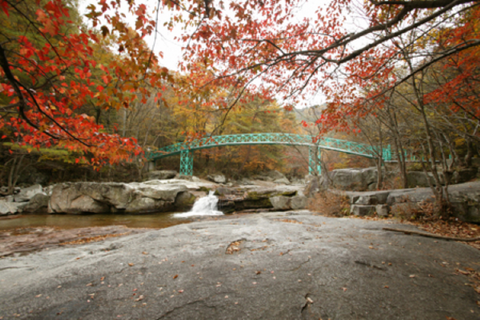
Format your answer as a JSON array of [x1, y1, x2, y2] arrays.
[[147, 133, 392, 161]]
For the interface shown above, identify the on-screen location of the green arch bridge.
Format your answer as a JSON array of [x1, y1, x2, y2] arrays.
[[146, 133, 393, 176]]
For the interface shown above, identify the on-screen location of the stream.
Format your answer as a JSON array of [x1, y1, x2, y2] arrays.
[[0, 192, 225, 231]]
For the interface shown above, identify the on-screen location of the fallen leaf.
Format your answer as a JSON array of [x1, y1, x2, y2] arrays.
[[409, 275, 416, 278], [128, 263, 134, 267], [173, 274, 178, 279], [178, 290, 184, 293], [134, 295, 144, 302]]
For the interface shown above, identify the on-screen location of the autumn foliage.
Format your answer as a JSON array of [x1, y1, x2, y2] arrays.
[[0, 0, 168, 167]]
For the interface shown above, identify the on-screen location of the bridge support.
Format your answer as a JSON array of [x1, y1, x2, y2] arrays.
[[180, 150, 194, 176], [309, 147, 322, 175]]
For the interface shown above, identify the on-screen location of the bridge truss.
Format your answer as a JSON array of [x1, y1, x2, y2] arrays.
[[146, 133, 392, 176]]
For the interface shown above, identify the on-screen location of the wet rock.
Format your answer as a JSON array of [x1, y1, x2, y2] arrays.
[[147, 170, 178, 180], [174, 191, 197, 209]]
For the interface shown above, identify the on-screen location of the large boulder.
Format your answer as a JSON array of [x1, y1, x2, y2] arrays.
[[147, 170, 177, 180], [48, 182, 190, 214], [329, 167, 377, 191]]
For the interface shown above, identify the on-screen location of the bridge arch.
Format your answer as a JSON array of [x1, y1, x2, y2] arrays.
[[146, 133, 392, 176]]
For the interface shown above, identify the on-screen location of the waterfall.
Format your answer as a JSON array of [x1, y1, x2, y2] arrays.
[[174, 191, 223, 217]]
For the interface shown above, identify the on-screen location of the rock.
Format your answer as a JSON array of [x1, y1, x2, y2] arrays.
[[207, 174, 227, 184], [14, 184, 44, 202], [48, 182, 189, 214], [174, 191, 196, 209], [304, 175, 322, 196], [23, 193, 50, 213], [375, 204, 389, 217], [254, 170, 289, 182], [354, 192, 390, 205], [406, 171, 445, 188], [269, 196, 291, 210], [350, 204, 376, 216], [147, 170, 178, 180], [290, 195, 307, 210], [453, 168, 477, 184], [0, 200, 21, 215], [273, 177, 290, 185], [329, 167, 378, 191], [1, 214, 479, 319], [125, 198, 166, 213]]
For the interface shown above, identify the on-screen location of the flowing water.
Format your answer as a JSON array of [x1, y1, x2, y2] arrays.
[[0, 192, 224, 231], [174, 191, 224, 218]]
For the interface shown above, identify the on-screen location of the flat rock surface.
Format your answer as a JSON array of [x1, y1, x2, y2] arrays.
[[0, 211, 479, 319]]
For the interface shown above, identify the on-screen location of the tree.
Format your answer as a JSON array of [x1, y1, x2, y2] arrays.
[[0, 0, 168, 168], [165, 0, 478, 114]]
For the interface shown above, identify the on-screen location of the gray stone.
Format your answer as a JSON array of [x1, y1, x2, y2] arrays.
[[174, 191, 196, 209], [354, 191, 390, 205], [147, 170, 178, 180], [1, 214, 479, 319], [14, 184, 44, 202], [48, 182, 189, 214], [125, 197, 166, 213], [207, 174, 227, 184], [375, 204, 389, 217], [329, 167, 378, 191], [273, 177, 290, 185], [269, 196, 291, 210], [290, 195, 307, 210], [406, 171, 445, 188], [253, 170, 288, 182], [350, 204, 376, 216], [23, 193, 50, 213], [0, 200, 20, 215]]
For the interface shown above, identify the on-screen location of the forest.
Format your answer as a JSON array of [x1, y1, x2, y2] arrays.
[[1, 0, 479, 202]]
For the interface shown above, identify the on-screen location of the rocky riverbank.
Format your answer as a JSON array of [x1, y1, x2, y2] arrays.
[[0, 210, 479, 319]]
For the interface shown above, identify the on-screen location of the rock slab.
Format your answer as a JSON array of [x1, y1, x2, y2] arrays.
[[0, 213, 478, 319]]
